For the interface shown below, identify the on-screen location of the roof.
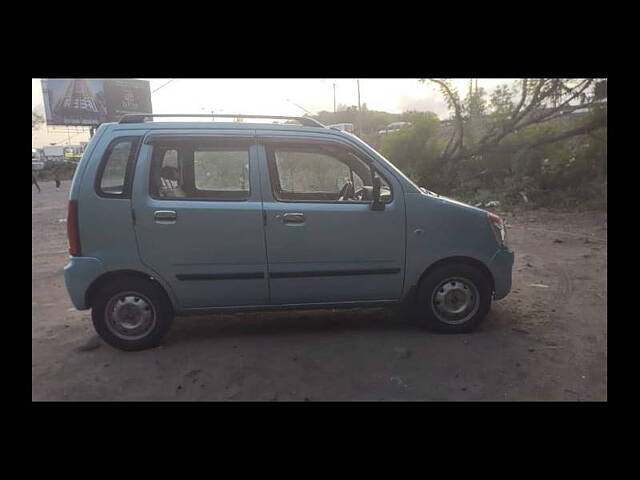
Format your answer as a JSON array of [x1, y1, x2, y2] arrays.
[[119, 114, 324, 128], [101, 114, 365, 147], [108, 121, 339, 133]]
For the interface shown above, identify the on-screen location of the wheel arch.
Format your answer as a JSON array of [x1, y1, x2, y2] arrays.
[[85, 269, 174, 310], [406, 256, 495, 304]]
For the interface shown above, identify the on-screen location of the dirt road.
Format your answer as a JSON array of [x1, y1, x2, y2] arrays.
[[32, 181, 607, 401]]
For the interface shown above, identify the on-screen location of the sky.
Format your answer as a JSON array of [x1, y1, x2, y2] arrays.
[[32, 78, 515, 147]]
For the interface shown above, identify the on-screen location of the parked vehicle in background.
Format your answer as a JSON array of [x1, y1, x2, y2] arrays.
[[64, 145, 84, 162], [63, 113, 513, 351], [378, 121, 412, 136], [328, 123, 355, 134], [42, 145, 66, 165], [32, 148, 45, 171]]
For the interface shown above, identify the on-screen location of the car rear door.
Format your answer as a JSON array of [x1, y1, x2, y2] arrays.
[[131, 130, 269, 310]]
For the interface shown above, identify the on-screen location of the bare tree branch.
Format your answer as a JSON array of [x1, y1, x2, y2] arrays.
[[474, 79, 544, 150], [513, 79, 593, 130], [513, 79, 528, 118], [427, 79, 464, 159], [429, 79, 599, 166], [454, 116, 605, 160]]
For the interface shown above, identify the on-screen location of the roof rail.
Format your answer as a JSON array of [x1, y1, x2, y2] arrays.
[[119, 114, 325, 128]]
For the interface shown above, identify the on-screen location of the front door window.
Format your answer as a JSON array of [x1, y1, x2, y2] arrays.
[[267, 144, 390, 203]]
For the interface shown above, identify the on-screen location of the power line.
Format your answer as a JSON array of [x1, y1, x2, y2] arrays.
[[48, 129, 88, 145], [152, 79, 176, 94]]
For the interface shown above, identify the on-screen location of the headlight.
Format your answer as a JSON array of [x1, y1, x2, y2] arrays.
[[486, 212, 507, 246]]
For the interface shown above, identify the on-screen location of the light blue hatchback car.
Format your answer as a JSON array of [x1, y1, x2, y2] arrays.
[[64, 114, 514, 351]]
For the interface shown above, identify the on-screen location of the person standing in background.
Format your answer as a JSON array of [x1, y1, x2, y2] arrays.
[[32, 172, 41, 193], [54, 164, 61, 191]]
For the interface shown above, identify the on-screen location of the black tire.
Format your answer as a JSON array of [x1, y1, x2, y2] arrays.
[[415, 263, 492, 333], [91, 277, 174, 351]]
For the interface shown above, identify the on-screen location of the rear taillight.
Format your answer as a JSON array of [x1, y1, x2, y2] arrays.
[[67, 200, 81, 256]]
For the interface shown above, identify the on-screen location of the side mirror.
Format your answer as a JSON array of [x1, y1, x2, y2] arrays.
[[371, 175, 385, 211]]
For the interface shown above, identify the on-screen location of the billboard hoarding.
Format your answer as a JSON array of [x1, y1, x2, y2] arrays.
[[41, 79, 153, 127], [104, 79, 153, 121]]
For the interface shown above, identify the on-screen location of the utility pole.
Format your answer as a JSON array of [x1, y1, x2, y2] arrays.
[[357, 79, 361, 136], [333, 83, 336, 113], [469, 78, 474, 119]]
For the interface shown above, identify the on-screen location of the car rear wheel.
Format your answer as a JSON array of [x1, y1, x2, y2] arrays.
[[91, 277, 174, 351], [416, 263, 492, 333]]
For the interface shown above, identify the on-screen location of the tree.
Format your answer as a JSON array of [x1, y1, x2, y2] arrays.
[[32, 109, 44, 128], [379, 112, 446, 188], [313, 108, 399, 136], [423, 78, 606, 165]]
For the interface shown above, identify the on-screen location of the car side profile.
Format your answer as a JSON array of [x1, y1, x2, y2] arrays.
[[64, 114, 514, 351]]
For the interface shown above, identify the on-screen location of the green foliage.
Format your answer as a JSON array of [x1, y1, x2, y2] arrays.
[[463, 87, 487, 119], [470, 117, 607, 209], [315, 78, 607, 211], [387, 98, 607, 210], [314, 108, 400, 136], [489, 84, 514, 120], [422, 78, 607, 210], [379, 112, 446, 189]]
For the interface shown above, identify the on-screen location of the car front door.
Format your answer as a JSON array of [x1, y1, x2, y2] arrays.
[[258, 136, 406, 305], [132, 132, 268, 310]]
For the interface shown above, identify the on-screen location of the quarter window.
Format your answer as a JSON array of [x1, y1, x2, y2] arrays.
[[97, 137, 140, 197]]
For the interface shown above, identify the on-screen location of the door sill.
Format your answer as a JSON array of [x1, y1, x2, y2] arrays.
[[176, 299, 400, 316]]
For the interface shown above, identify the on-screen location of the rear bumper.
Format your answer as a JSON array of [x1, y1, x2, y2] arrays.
[[63, 256, 105, 310], [488, 247, 514, 300]]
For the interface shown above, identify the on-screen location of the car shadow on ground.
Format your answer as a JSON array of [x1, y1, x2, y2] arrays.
[[167, 308, 421, 344], [165, 305, 512, 347]]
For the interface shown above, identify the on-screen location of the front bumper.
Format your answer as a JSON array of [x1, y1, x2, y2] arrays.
[[63, 256, 105, 310], [488, 247, 514, 300]]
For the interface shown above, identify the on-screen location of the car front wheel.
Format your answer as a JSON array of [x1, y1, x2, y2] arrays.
[[417, 263, 492, 333]]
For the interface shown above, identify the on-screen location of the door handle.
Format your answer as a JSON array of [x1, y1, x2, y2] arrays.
[[282, 212, 305, 224], [154, 210, 177, 223]]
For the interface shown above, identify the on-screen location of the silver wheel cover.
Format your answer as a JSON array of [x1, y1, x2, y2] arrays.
[[431, 277, 480, 325], [104, 291, 157, 340]]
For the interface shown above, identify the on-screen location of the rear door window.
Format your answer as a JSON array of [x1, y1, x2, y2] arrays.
[[194, 150, 250, 194], [149, 140, 251, 201]]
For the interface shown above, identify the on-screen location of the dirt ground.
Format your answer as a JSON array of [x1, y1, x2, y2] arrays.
[[32, 180, 607, 401]]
